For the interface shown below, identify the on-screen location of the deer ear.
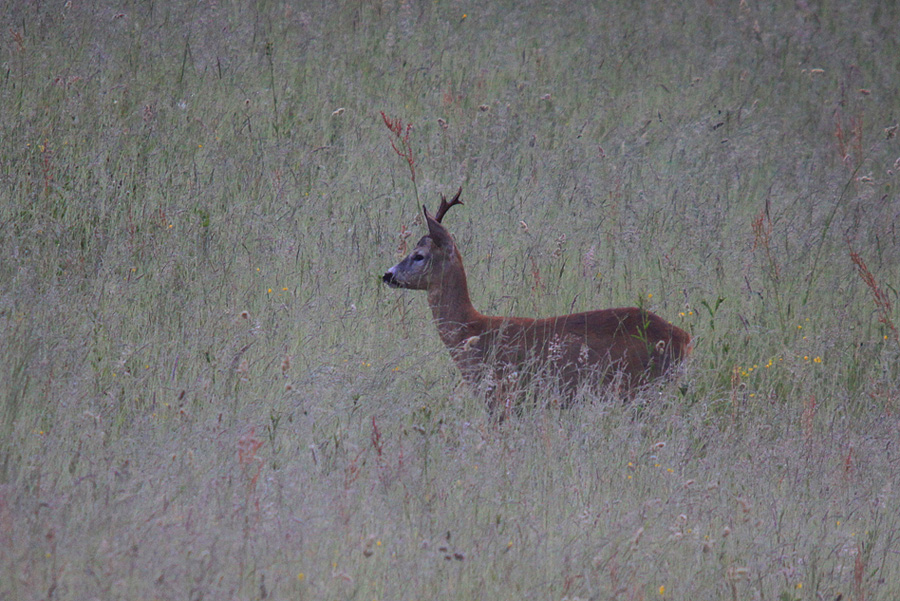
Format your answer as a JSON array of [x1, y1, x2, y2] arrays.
[[424, 205, 454, 248]]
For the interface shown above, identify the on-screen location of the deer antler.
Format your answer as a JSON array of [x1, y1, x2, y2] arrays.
[[433, 187, 464, 223]]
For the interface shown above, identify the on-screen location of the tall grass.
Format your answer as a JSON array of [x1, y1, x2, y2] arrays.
[[1, 1, 898, 599]]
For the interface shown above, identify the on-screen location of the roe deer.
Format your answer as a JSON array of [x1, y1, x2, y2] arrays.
[[383, 187, 691, 415]]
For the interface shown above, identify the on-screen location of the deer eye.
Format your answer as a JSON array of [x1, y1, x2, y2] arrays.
[[412, 254, 425, 262]]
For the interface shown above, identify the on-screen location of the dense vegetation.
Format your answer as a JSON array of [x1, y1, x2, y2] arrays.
[[2, 1, 898, 599]]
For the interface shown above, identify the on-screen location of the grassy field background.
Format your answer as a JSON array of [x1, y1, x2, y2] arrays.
[[2, 1, 899, 599]]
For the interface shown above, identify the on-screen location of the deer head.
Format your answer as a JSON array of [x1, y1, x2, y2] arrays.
[[382, 187, 464, 291]]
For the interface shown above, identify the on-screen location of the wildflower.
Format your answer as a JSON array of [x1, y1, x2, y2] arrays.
[[659, 585, 665, 595]]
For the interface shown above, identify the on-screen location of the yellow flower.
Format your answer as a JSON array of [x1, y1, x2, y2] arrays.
[[659, 585, 665, 595], [297, 572, 305, 581]]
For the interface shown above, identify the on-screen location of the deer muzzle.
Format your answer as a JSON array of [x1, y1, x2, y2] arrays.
[[382, 271, 401, 288]]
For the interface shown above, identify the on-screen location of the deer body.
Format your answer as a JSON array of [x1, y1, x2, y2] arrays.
[[384, 189, 691, 413]]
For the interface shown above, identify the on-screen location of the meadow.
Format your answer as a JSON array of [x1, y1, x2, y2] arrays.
[[1, 1, 899, 599]]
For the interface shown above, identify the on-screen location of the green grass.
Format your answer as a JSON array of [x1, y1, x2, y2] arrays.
[[2, 1, 899, 599]]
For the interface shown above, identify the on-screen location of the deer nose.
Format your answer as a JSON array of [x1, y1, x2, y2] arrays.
[[382, 272, 397, 286]]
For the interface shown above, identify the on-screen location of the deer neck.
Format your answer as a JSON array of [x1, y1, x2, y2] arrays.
[[427, 261, 482, 348]]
